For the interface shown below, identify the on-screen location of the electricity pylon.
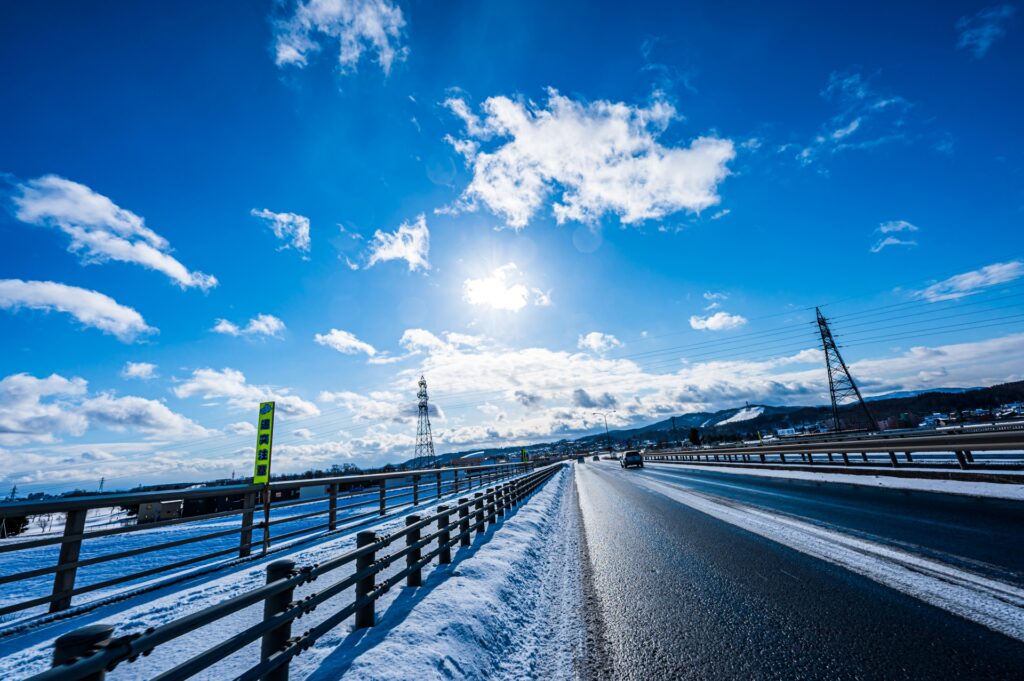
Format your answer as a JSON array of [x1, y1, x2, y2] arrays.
[[415, 375, 437, 466], [816, 307, 878, 432]]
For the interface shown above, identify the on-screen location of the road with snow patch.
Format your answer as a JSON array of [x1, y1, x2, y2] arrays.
[[574, 460, 1024, 680]]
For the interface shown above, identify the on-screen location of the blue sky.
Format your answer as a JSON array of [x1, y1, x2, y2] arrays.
[[1, 0, 1022, 492]]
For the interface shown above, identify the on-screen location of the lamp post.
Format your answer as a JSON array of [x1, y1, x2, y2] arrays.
[[594, 411, 616, 452]]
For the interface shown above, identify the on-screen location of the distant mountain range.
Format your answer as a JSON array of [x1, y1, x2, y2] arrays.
[[398, 381, 1024, 467]]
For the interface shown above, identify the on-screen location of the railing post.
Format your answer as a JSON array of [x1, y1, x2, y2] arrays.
[[328, 484, 338, 531], [964, 450, 975, 463], [888, 451, 899, 468], [487, 488, 498, 526], [954, 450, 969, 470], [841, 452, 850, 466], [806, 452, 813, 464], [826, 452, 834, 463], [779, 452, 786, 463], [904, 451, 913, 463], [355, 531, 376, 628], [495, 484, 505, 517], [759, 453, 766, 463], [453, 470, 459, 494], [240, 491, 257, 558], [474, 492, 484, 536], [52, 623, 113, 680], [861, 451, 868, 462], [378, 480, 386, 516], [436, 471, 442, 499], [261, 559, 296, 681], [437, 505, 452, 564], [406, 515, 422, 587], [412, 475, 419, 506], [458, 498, 471, 547], [50, 509, 88, 613]]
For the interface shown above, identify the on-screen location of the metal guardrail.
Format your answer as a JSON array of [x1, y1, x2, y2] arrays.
[[0, 461, 533, 621], [645, 431, 1024, 469], [26, 464, 561, 681]]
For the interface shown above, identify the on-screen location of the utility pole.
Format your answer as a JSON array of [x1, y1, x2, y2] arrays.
[[816, 307, 878, 432], [99, 477, 104, 492]]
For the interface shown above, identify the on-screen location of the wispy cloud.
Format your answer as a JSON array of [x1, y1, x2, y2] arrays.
[[251, 209, 311, 256], [272, 0, 407, 74], [871, 220, 919, 252], [0, 279, 156, 342], [12, 175, 216, 290], [957, 5, 1016, 58], [173, 367, 320, 418], [121, 362, 158, 380], [914, 260, 1024, 301], [314, 328, 378, 356], [442, 89, 734, 229]]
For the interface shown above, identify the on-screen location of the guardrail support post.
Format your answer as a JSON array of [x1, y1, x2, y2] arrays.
[[355, 531, 376, 628], [412, 475, 419, 506], [458, 498, 471, 547], [52, 623, 113, 680], [964, 450, 975, 463], [240, 491, 257, 558], [779, 452, 786, 463], [436, 472, 442, 499], [904, 451, 913, 463], [406, 515, 422, 587], [841, 452, 850, 466], [328, 484, 338, 531], [888, 451, 898, 468], [486, 488, 497, 526], [261, 559, 296, 681], [437, 505, 451, 564], [826, 452, 834, 463], [954, 450, 968, 469], [378, 480, 386, 516], [50, 509, 88, 613], [474, 492, 484, 536], [861, 451, 868, 462], [806, 452, 814, 464], [759, 453, 766, 463], [453, 470, 459, 494]]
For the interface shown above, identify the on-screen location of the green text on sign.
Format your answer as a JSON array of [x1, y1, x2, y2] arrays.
[[253, 401, 276, 484]]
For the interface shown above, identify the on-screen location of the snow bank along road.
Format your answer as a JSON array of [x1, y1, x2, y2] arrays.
[[575, 460, 1024, 679]]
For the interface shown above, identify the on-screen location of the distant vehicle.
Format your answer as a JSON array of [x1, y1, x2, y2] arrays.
[[592, 454, 600, 461], [576, 455, 585, 464], [621, 450, 643, 469]]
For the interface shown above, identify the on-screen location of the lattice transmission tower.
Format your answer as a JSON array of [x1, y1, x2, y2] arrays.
[[414, 375, 437, 466], [815, 307, 878, 433]]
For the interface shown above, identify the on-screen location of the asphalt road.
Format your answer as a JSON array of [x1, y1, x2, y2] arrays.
[[574, 460, 1024, 680]]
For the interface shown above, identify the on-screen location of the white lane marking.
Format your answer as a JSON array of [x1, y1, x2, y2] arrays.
[[630, 475, 1024, 642]]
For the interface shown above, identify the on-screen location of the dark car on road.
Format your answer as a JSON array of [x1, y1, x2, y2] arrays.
[[621, 450, 643, 469], [592, 454, 600, 461]]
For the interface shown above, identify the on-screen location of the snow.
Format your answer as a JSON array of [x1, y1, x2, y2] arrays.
[[631, 475, 1024, 642], [715, 406, 764, 426], [0, 467, 575, 680], [647, 462, 1024, 501]]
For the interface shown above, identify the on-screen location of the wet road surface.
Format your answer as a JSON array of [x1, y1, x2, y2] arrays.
[[575, 460, 1024, 680]]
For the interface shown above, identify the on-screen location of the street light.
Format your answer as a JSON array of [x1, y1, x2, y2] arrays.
[[594, 410, 616, 451]]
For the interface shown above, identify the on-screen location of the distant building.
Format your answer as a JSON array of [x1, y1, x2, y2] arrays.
[[138, 499, 182, 524]]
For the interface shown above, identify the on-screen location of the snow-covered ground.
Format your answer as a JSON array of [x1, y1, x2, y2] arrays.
[[0, 466, 578, 680], [647, 462, 1024, 500], [714, 406, 764, 425]]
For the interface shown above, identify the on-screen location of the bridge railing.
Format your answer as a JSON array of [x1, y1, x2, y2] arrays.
[[0, 461, 533, 622], [27, 464, 562, 681], [644, 430, 1024, 469]]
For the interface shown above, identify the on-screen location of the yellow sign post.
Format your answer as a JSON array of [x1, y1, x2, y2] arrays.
[[253, 401, 276, 484]]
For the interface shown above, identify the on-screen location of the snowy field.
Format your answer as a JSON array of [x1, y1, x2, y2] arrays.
[[0, 466, 577, 680]]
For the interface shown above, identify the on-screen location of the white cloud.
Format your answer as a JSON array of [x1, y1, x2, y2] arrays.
[[0, 279, 156, 342], [314, 328, 377, 356], [914, 260, 1024, 302], [212, 313, 286, 338], [443, 89, 735, 229], [227, 421, 257, 436], [878, 219, 919, 234], [121, 362, 158, 380], [577, 332, 622, 353], [957, 5, 1016, 58], [250, 209, 311, 255], [293, 428, 314, 440], [272, 0, 407, 74], [689, 311, 748, 331], [462, 263, 538, 312], [173, 367, 320, 418], [364, 214, 430, 271], [0, 372, 207, 446], [870, 236, 917, 253], [12, 175, 217, 290]]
